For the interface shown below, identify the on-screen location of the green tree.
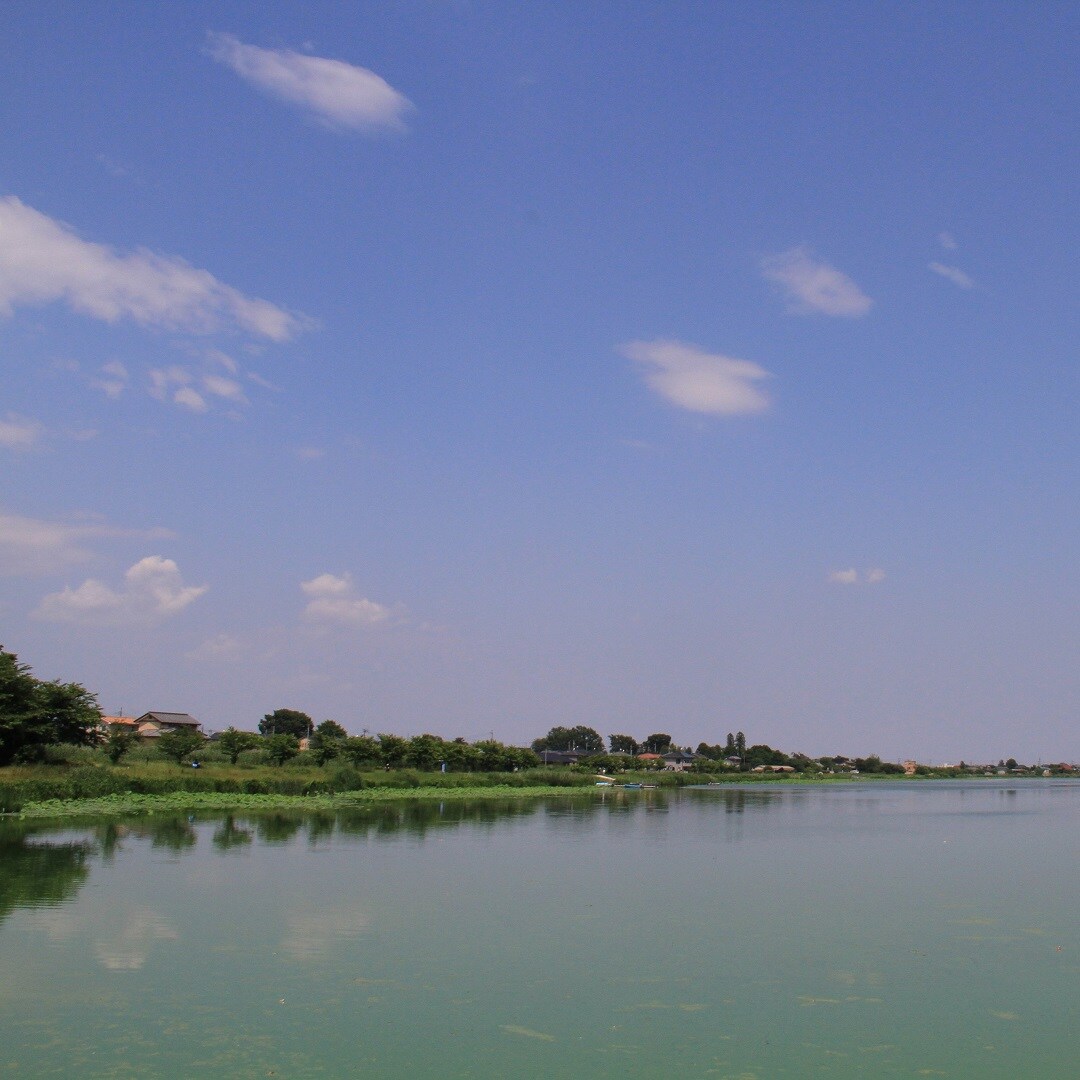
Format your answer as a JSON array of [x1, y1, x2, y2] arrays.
[[0, 648, 101, 765], [217, 727, 260, 765], [340, 735, 381, 768], [378, 733, 409, 768], [643, 732, 673, 754], [406, 733, 445, 771], [310, 720, 347, 766], [742, 743, 789, 769], [735, 731, 746, 759], [157, 727, 203, 764], [609, 734, 640, 755], [104, 727, 136, 764], [532, 725, 604, 754], [259, 709, 313, 738], [264, 733, 300, 766]]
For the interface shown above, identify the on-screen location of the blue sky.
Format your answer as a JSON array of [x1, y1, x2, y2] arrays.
[[2, 2, 1077, 761]]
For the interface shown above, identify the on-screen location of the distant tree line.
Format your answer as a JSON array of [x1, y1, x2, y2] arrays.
[[0, 651, 1052, 776], [217, 711, 541, 771]]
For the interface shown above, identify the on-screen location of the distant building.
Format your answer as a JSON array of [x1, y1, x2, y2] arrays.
[[662, 750, 699, 772], [133, 712, 202, 741], [97, 715, 139, 741], [538, 750, 586, 766]]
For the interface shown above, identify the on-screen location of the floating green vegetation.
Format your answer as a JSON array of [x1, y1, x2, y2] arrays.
[[9, 784, 604, 820]]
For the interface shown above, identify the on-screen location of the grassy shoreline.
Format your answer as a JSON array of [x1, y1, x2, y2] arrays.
[[2, 756, 1049, 820]]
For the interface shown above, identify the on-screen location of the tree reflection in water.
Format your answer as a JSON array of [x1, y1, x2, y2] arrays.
[[0, 825, 93, 924], [0, 793, 701, 924]]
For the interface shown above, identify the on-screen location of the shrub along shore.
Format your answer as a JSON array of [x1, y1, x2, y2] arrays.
[[2, 751, 1002, 816], [0, 756, 870, 817]]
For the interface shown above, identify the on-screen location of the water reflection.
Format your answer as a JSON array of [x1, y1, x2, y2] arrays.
[[211, 814, 252, 851], [2, 782, 1057, 930], [0, 825, 93, 923], [0, 795, 704, 925]]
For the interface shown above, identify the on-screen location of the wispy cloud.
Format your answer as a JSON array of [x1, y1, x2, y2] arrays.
[[187, 632, 245, 663], [0, 413, 43, 450], [762, 247, 873, 317], [621, 339, 771, 416], [938, 232, 957, 251], [90, 360, 130, 399], [828, 567, 886, 586], [34, 555, 207, 625], [207, 33, 413, 133], [928, 262, 974, 289], [0, 196, 300, 340], [146, 354, 252, 414], [0, 512, 173, 576], [301, 572, 391, 626]]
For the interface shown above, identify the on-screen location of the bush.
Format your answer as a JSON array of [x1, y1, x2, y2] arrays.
[[325, 764, 365, 792]]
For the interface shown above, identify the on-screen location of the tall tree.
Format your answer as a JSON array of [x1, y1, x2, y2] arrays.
[[532, 725, 604, 754], [609, 733, 640, 755], [0, 648, 101, 765], [309, 720, 347, 766], [643, 732, 673, 754], [259, 709, 314, 738]]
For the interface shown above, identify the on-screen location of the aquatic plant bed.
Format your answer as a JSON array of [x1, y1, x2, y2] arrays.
[[8, 785, 602, 820]]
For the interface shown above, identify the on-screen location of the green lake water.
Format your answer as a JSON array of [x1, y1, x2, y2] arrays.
[[1, 780, 1077, 1078]]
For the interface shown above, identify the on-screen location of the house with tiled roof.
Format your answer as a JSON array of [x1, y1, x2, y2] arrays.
[[134, 712, 202, 740], [100, 715, 140, 731]]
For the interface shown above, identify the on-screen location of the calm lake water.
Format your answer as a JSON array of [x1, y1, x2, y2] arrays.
[[1, 780, 1078, 1078]]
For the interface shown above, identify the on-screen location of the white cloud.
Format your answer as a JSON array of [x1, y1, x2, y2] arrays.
[[938, 232, 957, 250], [301, 572, 391, 626], [131, 354, 257, 414], [206, 348, 240, 375], [0, 512, 172, 576], [187, 633, 244, 662], [207, 33, 413, 133], [0, 413, 43, 450], [295, 446, 326, 461], [928, 262, 974, 289], [34, 555, 207, 625], [201, 373, 247, 403], [174, 386, 209, 413], [828, 567, 885, 586], [762, 247, 873, 317], [0, 196, 300, 340], [91, 360, 130, 399], [620, 339, 771, 416]]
